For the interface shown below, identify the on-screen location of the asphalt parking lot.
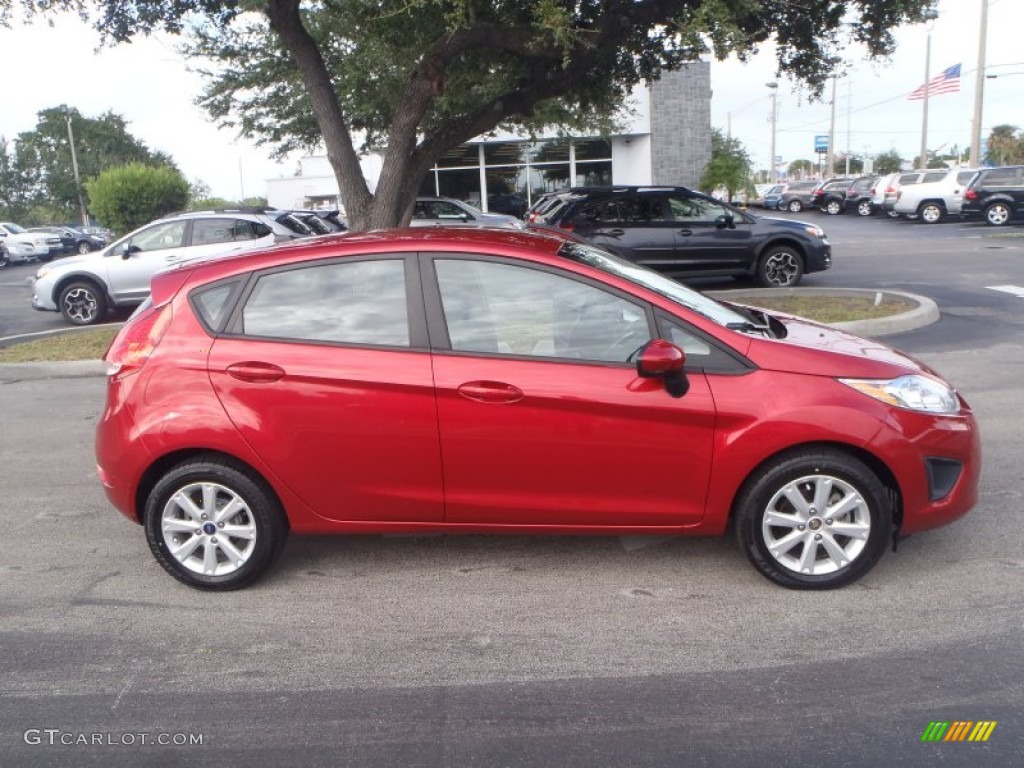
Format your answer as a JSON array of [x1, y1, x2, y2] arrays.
[[1, 214, 1023, 766]]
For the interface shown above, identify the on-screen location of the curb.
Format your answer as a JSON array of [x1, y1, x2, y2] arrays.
[[0, 288, 940, 383], [704, 287, 939, 338]]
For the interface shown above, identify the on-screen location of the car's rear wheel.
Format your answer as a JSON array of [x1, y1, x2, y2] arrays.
[[787, 200, 803, 213], [918, 202, 944, 224], [856, 200, 874, 217], [144, 456, 288, 590], [886, 209, 901, 219], [58, 281, 108, 325], [757, 247, 804, 287], [0, 250, 9, 269], [984, 202, 1011, 226], [824, 199, 843, 215], [735, 449, 891, 589]]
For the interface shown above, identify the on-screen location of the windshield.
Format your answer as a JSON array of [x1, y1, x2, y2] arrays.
[[4, 223, 27, 234], [559, 242, 749, 327]]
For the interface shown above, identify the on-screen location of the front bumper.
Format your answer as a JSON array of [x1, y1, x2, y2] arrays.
[[31, 279, 58, 312]]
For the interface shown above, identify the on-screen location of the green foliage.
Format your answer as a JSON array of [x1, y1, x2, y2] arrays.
[[38, 0, 940, 229], [985, 125, 1024, 166], [832, 155, 864, 175], [0, 106, 177, 224], [86, 163, 190, 233], [787, 159, 814, 177], [873, 150, 904, 175], [700, 129, 751, 199]]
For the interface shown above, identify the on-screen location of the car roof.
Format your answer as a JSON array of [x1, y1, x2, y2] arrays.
[[172, 227, 571, 284]]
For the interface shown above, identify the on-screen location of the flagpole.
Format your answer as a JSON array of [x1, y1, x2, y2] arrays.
[[919, 25, 932, 169], [969, 0, 989, 167]]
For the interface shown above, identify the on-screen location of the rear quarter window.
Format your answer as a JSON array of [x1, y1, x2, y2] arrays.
[[191, 281, 241, 333]]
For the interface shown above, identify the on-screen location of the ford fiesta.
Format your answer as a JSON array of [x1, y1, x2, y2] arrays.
[[96, 228, 980, 591]]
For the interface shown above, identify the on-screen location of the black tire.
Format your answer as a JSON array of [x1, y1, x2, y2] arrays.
[[734, 449, 892, 589], [856, 200, 874, 217], [77, 240, 93, 254], [984, 202, 1011, 227], [0, 250, 9, 269], [918, 202, 944, 224], [824, 199, 843, 215], [886, 209, 901, 219], [787, 199, 803, 213], [757, 246, 804, 287], [58, 280, 108, 325], [144, 456, 289, 591]]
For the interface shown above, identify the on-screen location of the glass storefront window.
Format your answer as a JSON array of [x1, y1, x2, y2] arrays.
[[575, 161, 612, 187], [437, 145, 481, 168], [437, 168, 483, 203], [574, 139, 613, 161]]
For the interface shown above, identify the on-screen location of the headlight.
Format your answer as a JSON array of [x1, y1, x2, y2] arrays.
[[839, 375, 960, 414], [804, 225, 826, 238]]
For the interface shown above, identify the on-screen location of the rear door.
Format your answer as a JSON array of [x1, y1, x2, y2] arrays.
[[572, 194, 678, 266], [207, 254, 444, 523], [187, 217, 276, 261]]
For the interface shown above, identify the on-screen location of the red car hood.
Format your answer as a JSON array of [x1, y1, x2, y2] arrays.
[[742, 313, 944, 380]]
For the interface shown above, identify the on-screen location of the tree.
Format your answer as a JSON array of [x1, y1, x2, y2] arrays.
[[985, 125, 1024, 166], [787, 159, 814, 178], [5, 107, 177, 223], [58, 0, 938, 230], [699, 129, 751, 200], [873, 150, 904, 175], [86, 163, 189, 233]]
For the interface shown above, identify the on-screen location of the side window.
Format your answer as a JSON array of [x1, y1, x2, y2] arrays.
[[435, 259, 651, 363], [241, 259, 409, 346], [435, 201, 467, 219], [957, 172, 976, 185], [657, 315, 747, 374], [585, 196, 665, 225], [191, 281, 239, 332], [668, 194, 728, 223], [231, 220, 272, 240], [922, 172, 947, 184], [980, 168, 1018, 186], [191, 219, 239, 246], [129, 221, 187, 252]]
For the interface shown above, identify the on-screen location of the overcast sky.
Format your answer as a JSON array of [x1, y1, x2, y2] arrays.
[[0, 0, 1020, 199]]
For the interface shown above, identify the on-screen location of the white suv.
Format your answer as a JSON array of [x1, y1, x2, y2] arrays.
[[892, 169, 979, 223], [32, 210, 307, 325]]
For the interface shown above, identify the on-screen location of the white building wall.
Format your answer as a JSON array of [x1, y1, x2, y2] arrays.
[[611, 136, 653, 185]]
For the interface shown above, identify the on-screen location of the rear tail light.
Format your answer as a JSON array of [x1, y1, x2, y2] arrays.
[[965, 188, 978, 200], [558, 222, 575, 232], [104, 303, 172, 380]]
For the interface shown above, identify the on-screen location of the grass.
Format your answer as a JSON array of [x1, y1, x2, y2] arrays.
[[0, 327, 119, 363], [734, 294, 917, 324]]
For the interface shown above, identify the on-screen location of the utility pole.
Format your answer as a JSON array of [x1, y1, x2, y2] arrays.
[[65, 114, 89, 226], [766, 82, 778, 183], [919, 22, 933, 170], [970, 0, 989, 166], [826, 77, 837, 178]]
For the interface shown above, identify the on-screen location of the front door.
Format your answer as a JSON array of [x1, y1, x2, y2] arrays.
[[426, 255, 716, 527]]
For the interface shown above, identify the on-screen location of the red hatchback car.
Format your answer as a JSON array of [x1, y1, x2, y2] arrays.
[[96, 228, 980, 590]]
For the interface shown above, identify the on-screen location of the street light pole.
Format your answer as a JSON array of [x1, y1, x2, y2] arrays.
[[766, 82, 778, 183], [65, 115, 89, 226], [826, 76, 837, 178], [970, 0, 989, 167], [919, 24, 932, 170]]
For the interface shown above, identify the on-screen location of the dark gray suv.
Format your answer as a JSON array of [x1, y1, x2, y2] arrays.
[[535, 186, 832, 287]]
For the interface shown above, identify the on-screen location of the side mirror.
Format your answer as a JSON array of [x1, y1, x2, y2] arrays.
[[636, 339, 689, 398], [714, 213, 736, 230], [121, 244, 141, 259]]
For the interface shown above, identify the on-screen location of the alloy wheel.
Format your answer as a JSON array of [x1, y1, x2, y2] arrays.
[[61, 287, 99, 324], [160, 482, 258, 577], [985, 203, 1010, 226]]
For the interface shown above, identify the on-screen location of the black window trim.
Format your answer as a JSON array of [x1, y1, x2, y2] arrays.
[[188, 275, 248, 337], [653, 309, 754, 376], [420, 251, 658, 368], [219, 252, 429, 351]]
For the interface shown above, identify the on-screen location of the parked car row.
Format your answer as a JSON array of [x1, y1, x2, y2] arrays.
[[761, 166, 1024, 226]]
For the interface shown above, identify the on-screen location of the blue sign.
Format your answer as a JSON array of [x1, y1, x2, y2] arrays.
[[814, 135, 829, 153]]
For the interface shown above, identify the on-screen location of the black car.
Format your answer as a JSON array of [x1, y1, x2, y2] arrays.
[[535, 186, 831, 287], [28, 226, 106, 256], [960, 166, 1024, 226]]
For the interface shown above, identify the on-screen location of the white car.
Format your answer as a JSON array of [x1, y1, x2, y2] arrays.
[[892, 168, 980, 223], [0, 222, 62, 264], [32, 210, 305, 325], [412, 196, 524, 228]]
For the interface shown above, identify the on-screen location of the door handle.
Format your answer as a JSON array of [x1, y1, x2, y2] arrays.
[[605, 229, 625, 237], [678, 229, 693, 236], [225, 361, 286, 383], [456, 380, 524, 403]]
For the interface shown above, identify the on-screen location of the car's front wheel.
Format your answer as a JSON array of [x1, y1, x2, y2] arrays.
[[824, 199, 843, 215], [757, 247, 804, 287], [918, 202, 944, 224], [144, 456, 289, 590], [58, 281, 108, 325], [984, 202, 1011, 226], [734, 449, 892, 589], [787, 200, 803, 213]]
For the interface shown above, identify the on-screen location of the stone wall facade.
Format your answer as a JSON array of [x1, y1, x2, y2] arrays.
[[648, 62, 712, 188]]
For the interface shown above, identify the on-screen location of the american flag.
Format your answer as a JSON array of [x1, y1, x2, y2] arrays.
[[908, 63, 962, 100]]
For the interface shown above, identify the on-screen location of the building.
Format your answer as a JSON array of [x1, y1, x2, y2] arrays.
[[266, 62, 711, 214]]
